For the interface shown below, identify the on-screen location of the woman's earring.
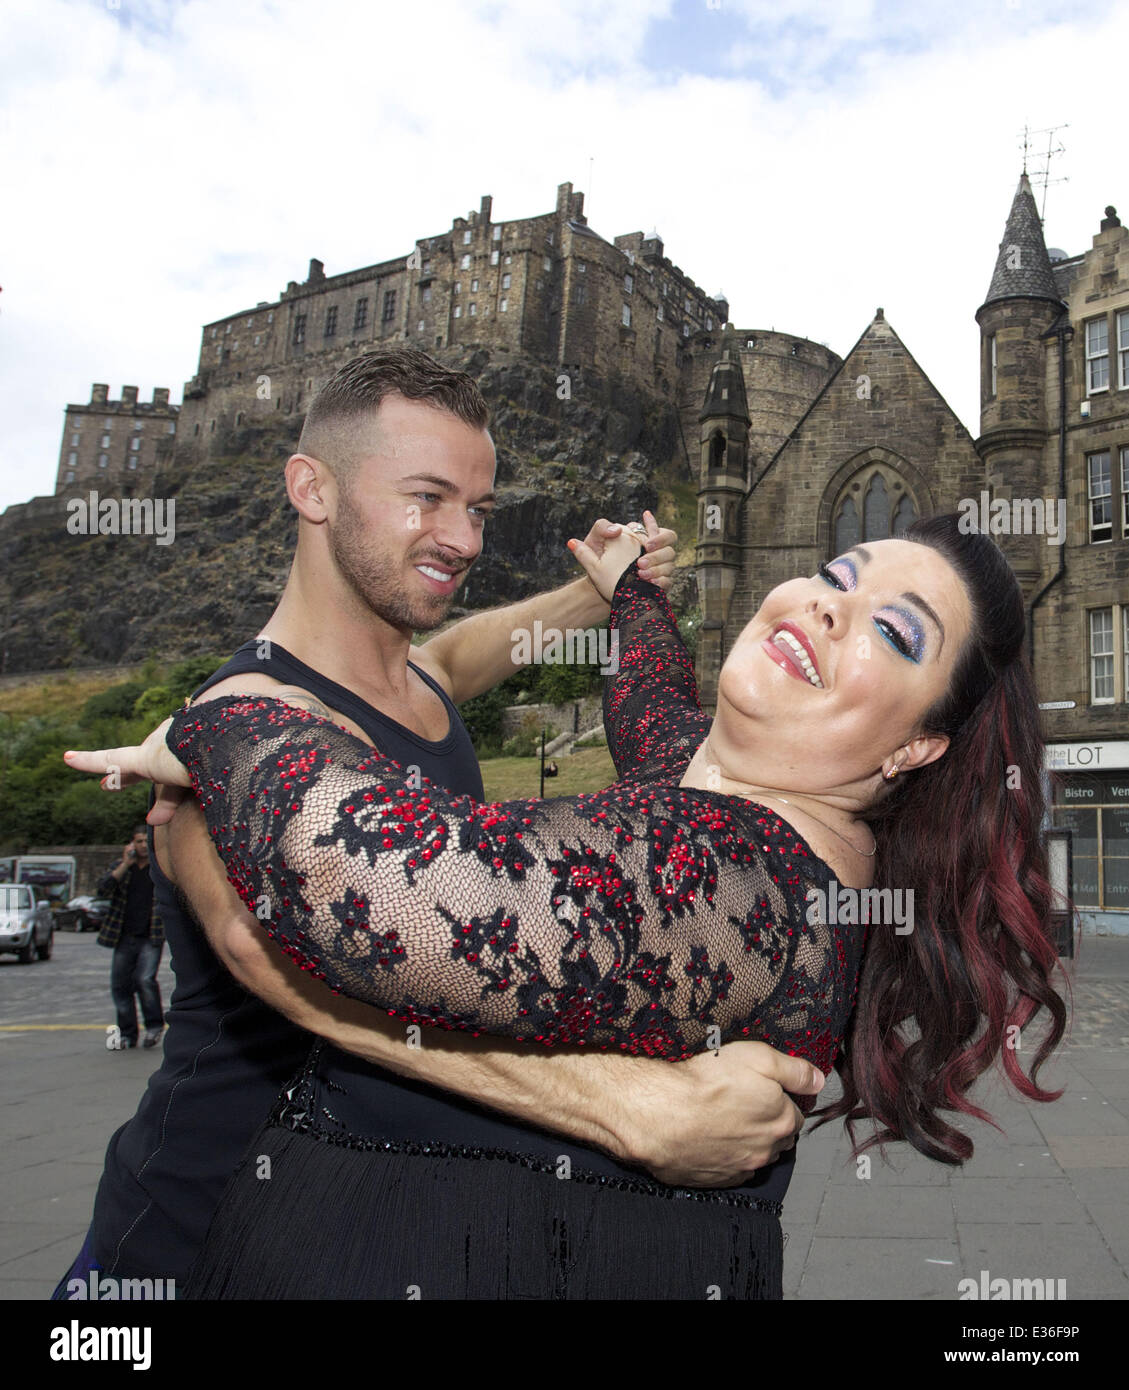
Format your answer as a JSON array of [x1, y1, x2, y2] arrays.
[[884, 764, 899, 781]]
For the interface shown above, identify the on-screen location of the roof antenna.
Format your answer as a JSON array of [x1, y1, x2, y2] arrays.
[[1019, 122, 1069, 223]]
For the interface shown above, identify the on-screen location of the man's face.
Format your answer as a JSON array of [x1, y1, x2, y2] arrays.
[[326, 396, 496, 633], [131, 831, 149, 863]]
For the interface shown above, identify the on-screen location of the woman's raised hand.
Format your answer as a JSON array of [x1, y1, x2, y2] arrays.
[[568, 510, 675, 603], [64, 715, 191, 824]]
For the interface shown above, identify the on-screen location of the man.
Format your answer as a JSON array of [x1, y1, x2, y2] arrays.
[[96, 825, 164, 1051], [60, 346, 821, 1295]]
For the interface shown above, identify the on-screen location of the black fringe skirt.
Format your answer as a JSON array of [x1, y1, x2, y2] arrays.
[[184, 1120, 784, 1301]]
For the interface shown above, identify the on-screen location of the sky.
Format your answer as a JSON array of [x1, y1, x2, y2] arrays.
[[2, 0, 1127, 512]]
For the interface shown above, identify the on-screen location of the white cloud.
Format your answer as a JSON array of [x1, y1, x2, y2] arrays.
[[1, 0, 1126, 510]]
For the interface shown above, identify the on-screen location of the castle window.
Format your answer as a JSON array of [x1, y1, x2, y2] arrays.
[[543, 256, 552, 272], [211, 328, 217, 339], [454, 305, 462, 318], [129, 458, 138, 470], [656, 306, 663, 322], [746, 337, 756, 348], [194, 423, 200, 436], [98, 454, 108, 468], [235, 412, 243, 426], [501, 273, 511, 289], [1118, 310, 1129, 389], [471, 278, 479, 292], [469, 303, 477, 316], [232, 340, 238, 350], [684, 297, 692, 312], [268, 311, 274, 324], [682, 323, 690, 337], [463, 230, 472, 244], [989, 333, 997, 397], [573, 283, 586, 306], [460, 254, 471, 270], [1122, 447, 1129, 536], [505, 254, 512, 264], [454, 282, 460, 294], [1088, 451, 1112, 542], [492, 225, 501, 241], [577, 261, 585, 274], [70, 434, 79, 447], [254, 334, 261, 346], [134, 420, 143, 431], [834, 496, 860, 555], [546, 231, 554, 245], [417, 319, 425, 332], [324, 307, 338, 338], [130, 437, 140, 451], [706, 317, 713, 331], [422, 260, 431, 273], [622, 303, 631, 328], [67, 452, 77, 466], [354, 297, 368, 330], [225, 324, 231, 334], [1086, 317, 1109, 393], [293, 314, 306, 345], [1091, 608, 1114, 702], [65, 470, 75, 483], [167, 422, 176, 434], [421, 286, 431, 303], [101, 435, 110, 448], [490, 250, 499, 266], [500, 297, 508, 312], [624, 274, 633, 295]]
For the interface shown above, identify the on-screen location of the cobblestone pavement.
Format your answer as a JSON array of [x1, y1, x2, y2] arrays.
[[1, 932, 1127, 1301]]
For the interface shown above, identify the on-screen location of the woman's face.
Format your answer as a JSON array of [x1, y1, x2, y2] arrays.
[[715, 538, 973, 795]]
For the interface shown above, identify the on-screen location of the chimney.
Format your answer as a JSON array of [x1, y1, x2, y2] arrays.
[[480, 195, 493, 226], [121, 385, 139, 406], [91, 384, 109, 404], [153, 387, 170, 408], [308, 258, 325, 282]]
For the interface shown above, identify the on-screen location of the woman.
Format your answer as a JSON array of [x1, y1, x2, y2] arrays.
[[67, 514, 1068, 1300]]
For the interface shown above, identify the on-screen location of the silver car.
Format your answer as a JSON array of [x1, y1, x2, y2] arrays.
[[0, 883, 55, 963]]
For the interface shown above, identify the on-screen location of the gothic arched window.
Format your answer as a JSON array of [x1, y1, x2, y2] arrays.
[[829, 464, 917, 558], [834, 496, 860, 555], [708, 430, 726, 471]]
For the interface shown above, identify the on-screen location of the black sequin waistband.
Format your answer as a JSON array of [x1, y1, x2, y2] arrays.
[[271, 1098, 783, 1215]]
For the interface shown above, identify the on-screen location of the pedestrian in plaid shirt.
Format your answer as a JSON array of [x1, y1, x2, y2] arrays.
[[97, 825, 165, 1050]]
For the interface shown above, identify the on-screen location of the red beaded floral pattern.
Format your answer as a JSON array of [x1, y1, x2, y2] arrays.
[[167, 566, 868, 1073]]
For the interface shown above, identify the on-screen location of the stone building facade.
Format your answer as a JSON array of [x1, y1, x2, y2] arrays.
[[973, 179, 1129, 920], [54, 385, 178, 494], [170, 182, 730, 466]]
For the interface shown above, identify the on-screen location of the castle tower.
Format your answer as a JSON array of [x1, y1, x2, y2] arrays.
[[695, 326, 750, 707], [975, 173, 1066, 591]]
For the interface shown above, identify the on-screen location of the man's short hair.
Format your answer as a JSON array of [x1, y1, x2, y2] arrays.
[[297, 346, 490, 481], [132, 823, 149, 838]]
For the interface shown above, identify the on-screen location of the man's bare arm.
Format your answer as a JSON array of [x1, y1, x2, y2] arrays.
[[159, 801, 821, 1186], [414, 513, 676, 704]]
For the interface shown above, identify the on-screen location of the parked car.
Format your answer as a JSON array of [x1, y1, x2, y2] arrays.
[[58, 895, 112, 933], [0, 883, 55, 963]]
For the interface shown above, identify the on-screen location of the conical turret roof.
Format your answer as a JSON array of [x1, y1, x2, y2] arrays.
[[699, 326, 750, 423], [982, 174, 1063, 308]]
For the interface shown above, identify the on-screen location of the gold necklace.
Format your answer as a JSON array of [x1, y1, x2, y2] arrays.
[[773, 795, 877, 858]]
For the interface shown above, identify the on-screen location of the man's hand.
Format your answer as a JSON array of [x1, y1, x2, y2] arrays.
[[611, 1043, 824, 1186], [569, 510, 677, 602]]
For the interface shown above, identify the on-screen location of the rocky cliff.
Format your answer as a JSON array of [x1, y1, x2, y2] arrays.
[[0, 349, 691, 674]]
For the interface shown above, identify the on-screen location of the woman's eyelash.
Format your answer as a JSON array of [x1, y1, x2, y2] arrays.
[[875, 619, 911, 659], [818, 562, 848, 589]]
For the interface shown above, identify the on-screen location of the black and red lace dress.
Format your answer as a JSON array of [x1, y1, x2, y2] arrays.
[[173, 564, 868, 1300]]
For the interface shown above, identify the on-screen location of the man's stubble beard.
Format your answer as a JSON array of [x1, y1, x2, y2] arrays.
[[329, 488, 467, 634]]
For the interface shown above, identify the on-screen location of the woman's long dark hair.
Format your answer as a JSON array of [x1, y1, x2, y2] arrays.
[[810, 514, 1070, 1164]]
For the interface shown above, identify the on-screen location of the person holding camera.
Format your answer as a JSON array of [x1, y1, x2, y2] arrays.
[[96, 825, 164, 1050]]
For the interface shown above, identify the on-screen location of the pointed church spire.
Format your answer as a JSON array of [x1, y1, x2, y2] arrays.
[[982, 173, 1063, 308], [699, 325, 750, 423]]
